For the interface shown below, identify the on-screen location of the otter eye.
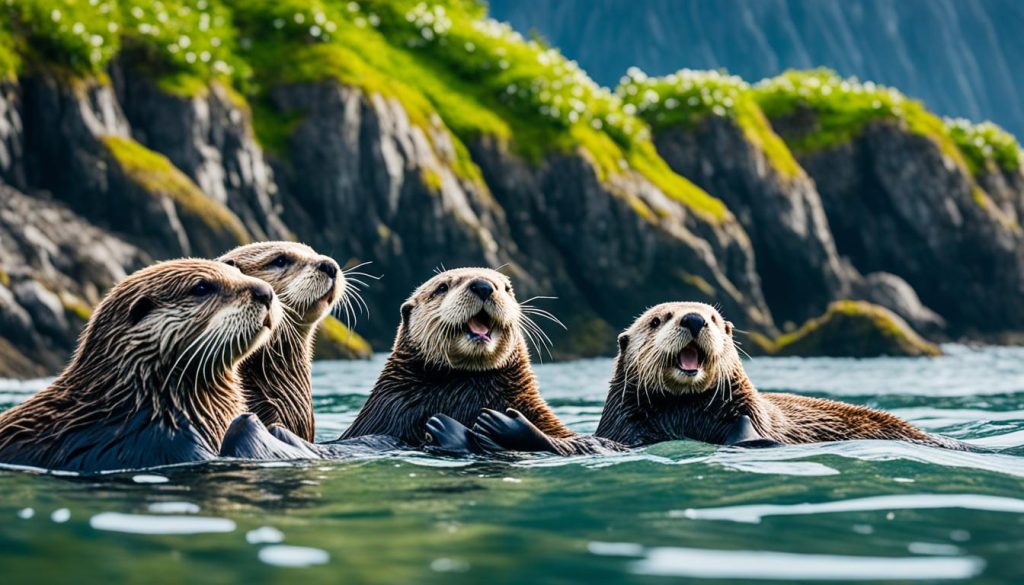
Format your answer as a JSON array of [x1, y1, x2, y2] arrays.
[[190, 280, 216, 297], [433, 282, 449, 296], [649, 317, 661, 329], [265, 255, 293, 269]]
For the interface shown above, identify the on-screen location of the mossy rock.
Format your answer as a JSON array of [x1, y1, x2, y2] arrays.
[[100, 135, 250, 255], [767, 300, 941, 358], [314, 316, 373, 360]]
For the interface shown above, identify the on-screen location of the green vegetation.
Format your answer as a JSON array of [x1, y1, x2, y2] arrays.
[[945, 117, 1022, 175], [2, 0, 725, 221], [60, 293, 93, 322], [752, 69, 966, 168], [314, 315, 372, 360], [101, 135, 249, 242], [767, 300, 942, 358], [617, 68, 801, 179]]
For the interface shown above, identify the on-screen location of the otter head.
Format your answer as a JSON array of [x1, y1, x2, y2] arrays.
[[616, 302, 739, 395], [399, 268, 524, 371], [217, 241, 344, 330], [71, 259, 282, 392]]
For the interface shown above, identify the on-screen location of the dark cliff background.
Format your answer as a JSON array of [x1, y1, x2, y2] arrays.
[[489, 0, 1024, 144], [1, 0, 1022, 377]]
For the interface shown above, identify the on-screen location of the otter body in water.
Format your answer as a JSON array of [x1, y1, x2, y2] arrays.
[[0, 260, 281, 472], [475, 302, 974, 453], [338, 268, 572, 450], [217, 241, 349, 442]]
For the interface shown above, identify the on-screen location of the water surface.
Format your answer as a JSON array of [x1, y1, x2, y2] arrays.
[[2, 345, 1023, 583]]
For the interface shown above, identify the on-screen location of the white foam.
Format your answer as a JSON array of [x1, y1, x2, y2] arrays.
[[90, 512, 235, 535], [625, 545, 984, 580], [673, 493, 1024, 524], [258, 545, 330, 567]]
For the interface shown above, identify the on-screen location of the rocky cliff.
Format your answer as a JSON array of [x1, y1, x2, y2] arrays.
[[1, 1, 1021, 376]]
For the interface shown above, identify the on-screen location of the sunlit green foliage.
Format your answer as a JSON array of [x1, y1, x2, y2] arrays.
[[617, 68, 801, 179], [945, 118, 1022, 174]]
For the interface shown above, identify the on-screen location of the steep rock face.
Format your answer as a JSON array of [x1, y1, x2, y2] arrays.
[[0, 81, 24, 190], [115, 72, 290, 241], [268, 82, 519, 343], [782, 115, 1024, 334], [653, 116, 850, 324], [19, 75, 249, 258], [0, 183, 148, 376], [471, 138, 776, 337]]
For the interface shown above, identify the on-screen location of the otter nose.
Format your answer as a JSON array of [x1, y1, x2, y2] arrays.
[[250, 283, 274, 309], [317, 260, 338, 279], [681, 313, 706, 337], [468, 279, 494, 301]]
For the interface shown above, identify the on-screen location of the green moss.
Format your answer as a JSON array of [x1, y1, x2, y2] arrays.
[[314, 316, 372, 360], [752, 69, 969, 173], [101, 135, 248, 242], [769, 300, 941, 358], [60, 293, 92, 322], [946, 117, 1022, 176], [617, 68, 801, 179], [420, 168, 443, 192], [250, 97, 304, 157]]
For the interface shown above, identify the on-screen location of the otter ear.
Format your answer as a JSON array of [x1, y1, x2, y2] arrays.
[[128, 296, 155, 325], [400, 301, 415, 325], [221, 258, 237, 268], [617, 333, 630, 352], [724, 321, 734, 336]]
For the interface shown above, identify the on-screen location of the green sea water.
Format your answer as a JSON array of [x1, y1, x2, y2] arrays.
[[1, 345, 1023, 584]]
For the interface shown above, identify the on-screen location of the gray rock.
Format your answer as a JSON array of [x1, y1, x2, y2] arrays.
[[0, 182, 148, 373], [779, 114, 1024, 335], [653, 115, 851, 323], [116, 73, 290, 242], [268, 81, 521, 344], [852, 271, 947, 337]]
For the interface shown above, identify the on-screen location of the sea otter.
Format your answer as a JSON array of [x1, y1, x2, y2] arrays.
[[0, 260, 282, 472], [217, 241, 350, 442], [335, 267, 573, 451], [472, 301, 974, 453]]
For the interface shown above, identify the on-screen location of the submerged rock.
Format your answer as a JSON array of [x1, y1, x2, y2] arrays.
[[765, 300, 942, 358]]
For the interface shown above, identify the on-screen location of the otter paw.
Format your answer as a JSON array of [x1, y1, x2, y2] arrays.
[[425, 414, 480, 455], [723, 415, 784, 448], [472, 408, 557, 453]]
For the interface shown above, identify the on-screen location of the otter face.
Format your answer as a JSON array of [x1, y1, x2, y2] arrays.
[[617, 302, 737, 395], [218, 241, 344, 329], [400, 268, 523, 370], [78, 259, 282, 388]]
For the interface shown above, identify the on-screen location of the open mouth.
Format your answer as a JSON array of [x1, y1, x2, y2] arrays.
[[677, 342, 705, 376], [465, 310, 494, 343], [319, 290, 335, 306]]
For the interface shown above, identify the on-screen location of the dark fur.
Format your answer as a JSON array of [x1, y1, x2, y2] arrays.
[[340, 343, 570, 448], [0, 260, 276, 472], [594, 357, 975, 450]]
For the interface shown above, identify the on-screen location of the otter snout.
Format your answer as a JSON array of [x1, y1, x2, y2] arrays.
[[468, 279, 494, 301], [250, 282, 274, 309], [317, 259, 338, 280], [680, 313, 706, 337]]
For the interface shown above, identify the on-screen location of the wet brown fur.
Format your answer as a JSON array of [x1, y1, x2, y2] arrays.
[[340, 268, 570, 446], [0, 260, 281, 471], [219, 242, 345, 442], [596, 302, 970, 450]]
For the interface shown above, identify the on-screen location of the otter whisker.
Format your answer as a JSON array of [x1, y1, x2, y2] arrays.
[[521, 307, 567, 331]]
